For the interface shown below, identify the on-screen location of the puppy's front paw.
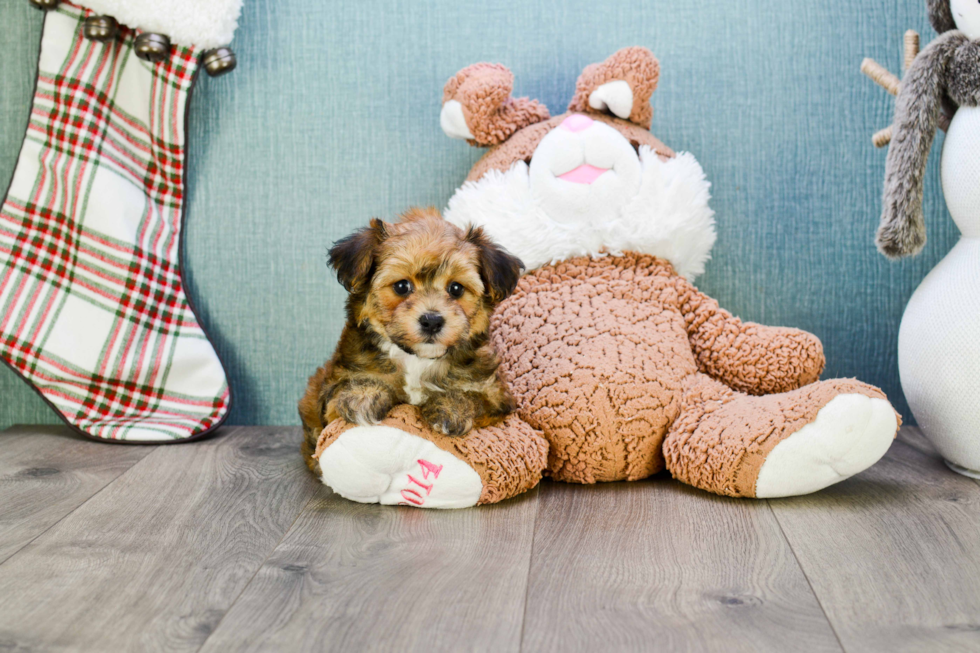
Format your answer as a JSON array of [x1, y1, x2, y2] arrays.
[[421, 399, 474, 437], [334, 385, 394, 426]]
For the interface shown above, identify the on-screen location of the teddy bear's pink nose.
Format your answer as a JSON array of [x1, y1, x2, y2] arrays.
[[560, 114, 593, 132]]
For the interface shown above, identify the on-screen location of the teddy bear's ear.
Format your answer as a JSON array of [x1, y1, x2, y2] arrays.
[[567, 47, 660, 130], [441, 63, 551, 147]]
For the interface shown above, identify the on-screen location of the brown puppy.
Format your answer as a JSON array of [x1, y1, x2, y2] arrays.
[[299, 207, 524, 472]]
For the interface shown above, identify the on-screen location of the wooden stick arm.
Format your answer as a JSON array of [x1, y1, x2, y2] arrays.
[[862, 29, 949, 149], [873, 127, 893, 149], [861, 59, 901, 96], [904, 30, 920, 70]]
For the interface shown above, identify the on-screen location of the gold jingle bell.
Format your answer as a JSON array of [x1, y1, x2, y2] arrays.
[[83, 15, 119, 42], [202, 48, 237, 77], [134, 32, 171, 62], [29, 0, 60, 9]]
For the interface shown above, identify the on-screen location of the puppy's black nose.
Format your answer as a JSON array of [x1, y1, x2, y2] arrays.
[[418, 312, 445, 335]]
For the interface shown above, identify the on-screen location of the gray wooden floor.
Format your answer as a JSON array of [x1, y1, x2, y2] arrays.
[[1, 425, 978, 653]]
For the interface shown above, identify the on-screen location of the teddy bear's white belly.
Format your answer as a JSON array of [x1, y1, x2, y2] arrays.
[[941, 106, 980, 235]]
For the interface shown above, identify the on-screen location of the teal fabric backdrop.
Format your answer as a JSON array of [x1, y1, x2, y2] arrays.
[[0, 0, 957, 430]]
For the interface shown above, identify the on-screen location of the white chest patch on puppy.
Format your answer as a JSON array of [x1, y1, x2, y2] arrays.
[[383, 343, 443, 405]]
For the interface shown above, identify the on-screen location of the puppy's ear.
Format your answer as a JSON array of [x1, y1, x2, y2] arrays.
[[466, 226, 524, 305], [329, 219, 388, 293]]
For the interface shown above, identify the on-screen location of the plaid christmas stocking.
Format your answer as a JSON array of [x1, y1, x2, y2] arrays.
[[0, 1, 241, 441]]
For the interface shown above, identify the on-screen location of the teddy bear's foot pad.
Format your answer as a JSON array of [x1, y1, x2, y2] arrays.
[[318, 425, 484, 509], [755, 394, 897, 498]]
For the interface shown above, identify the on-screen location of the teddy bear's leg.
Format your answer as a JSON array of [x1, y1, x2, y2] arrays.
[[662, 374, 899, 498], [313, 405, 548, 509]]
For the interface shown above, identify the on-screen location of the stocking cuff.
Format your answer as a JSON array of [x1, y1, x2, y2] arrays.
[[77, 0, 243, 49]]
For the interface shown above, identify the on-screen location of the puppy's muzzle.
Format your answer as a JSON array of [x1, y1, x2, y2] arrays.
[[418, 312, 445, 336]]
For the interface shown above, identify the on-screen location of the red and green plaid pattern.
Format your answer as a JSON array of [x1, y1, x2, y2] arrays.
[[0, 2, 230, 441]]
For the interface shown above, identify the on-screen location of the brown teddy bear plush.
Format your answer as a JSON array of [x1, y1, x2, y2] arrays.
[[312, 47, 900, 508]]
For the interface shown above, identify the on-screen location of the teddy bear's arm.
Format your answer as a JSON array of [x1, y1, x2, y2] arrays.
[[674, 277, 825, 396]]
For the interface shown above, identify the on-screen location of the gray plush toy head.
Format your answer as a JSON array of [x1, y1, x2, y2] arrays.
[[929, 0, 957, 33]]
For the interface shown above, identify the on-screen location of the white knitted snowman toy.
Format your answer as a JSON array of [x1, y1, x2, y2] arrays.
[[875, 0, 980, 476]]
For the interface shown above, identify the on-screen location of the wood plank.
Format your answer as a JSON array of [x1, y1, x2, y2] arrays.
[[0, 425, 152, 564], [198, 486, 540, 653], [0, 426, 319, 653], [770, 426, 980, 653], [521, 479, 841, 653], [895, 425, 941, 456], [900, 427, 980, 494]]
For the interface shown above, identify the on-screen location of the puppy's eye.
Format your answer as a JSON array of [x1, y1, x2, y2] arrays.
[[393, 280, 413, 296], [447, 282, 465, 299]]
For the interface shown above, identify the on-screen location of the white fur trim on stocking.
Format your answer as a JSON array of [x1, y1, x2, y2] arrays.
[[79, 0, 243, 49]]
